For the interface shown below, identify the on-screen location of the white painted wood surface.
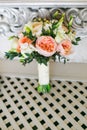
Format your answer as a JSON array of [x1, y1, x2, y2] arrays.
[[0, 0, 86, 7]]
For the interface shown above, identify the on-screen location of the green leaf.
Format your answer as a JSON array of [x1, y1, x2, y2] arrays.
[[72, 37, 81, 45], [19, 53, 34, 65], [52, 21, 58, 30], [32, 51, 49, 66], [8, 35, 19, 40], [64, 58, 66, 64], [72, 41, 78, 45], [53, 11, 59, 18], [52, 13, 65, 33], [41, 27, 50, 36], [76, 37, 81, 41], [24, 26, 31, 33], [5, 51, 20, 60], [22, 31, 36, 41], [68, 15, 73, 27], [66, 15, 73, 34]]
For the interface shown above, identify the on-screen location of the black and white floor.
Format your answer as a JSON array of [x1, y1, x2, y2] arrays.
[[0, 76, 87, 130]]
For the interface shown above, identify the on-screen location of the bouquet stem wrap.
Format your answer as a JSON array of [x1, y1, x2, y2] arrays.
[[37, 62, 51, 93]]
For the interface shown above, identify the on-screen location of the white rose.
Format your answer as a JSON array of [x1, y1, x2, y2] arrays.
[[20, 42, 33, 54], [55, 26, 70, 43]]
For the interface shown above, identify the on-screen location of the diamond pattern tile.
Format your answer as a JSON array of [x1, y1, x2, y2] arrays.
[[0, 76, 87, 130]]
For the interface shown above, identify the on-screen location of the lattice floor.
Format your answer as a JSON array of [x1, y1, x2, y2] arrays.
[[0, 76, 87, 130]]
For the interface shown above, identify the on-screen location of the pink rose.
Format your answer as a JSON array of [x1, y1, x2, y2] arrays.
[[57, 39, 72, 56], [36, 36, 57, 57]]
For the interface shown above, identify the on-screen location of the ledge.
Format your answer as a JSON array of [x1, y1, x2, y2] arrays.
[[0, 59, 87, 81]]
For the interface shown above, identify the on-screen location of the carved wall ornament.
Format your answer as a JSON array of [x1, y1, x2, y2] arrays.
[[0, 7, 86, 37]]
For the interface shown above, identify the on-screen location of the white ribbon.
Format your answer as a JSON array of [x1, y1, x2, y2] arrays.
[[38, 62, 49, 85]]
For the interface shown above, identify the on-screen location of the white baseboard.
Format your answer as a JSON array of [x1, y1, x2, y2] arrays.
[[0, 59, 87, 81]]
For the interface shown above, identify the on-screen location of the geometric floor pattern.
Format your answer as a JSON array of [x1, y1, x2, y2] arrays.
[[0, 76, 87, 130]]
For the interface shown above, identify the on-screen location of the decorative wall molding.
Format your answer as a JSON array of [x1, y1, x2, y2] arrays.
[[0, 0, 87, 8], [0, 7, 87, 38]]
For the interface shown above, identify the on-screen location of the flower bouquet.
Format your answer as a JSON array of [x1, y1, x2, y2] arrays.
[[5, 11, 80, 93]]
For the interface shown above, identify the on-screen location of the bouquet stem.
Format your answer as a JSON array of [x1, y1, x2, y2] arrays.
[[37, 62, 51, 93]]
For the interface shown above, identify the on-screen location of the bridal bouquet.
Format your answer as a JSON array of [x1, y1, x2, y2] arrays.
[[5, 12, 80, 93]]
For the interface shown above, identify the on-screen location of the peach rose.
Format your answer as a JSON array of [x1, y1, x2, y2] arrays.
[[36, 36, 57, 57], [16, 36, 33, 53], [57, 39, 72, 56], [18, 36, 32, 44]]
